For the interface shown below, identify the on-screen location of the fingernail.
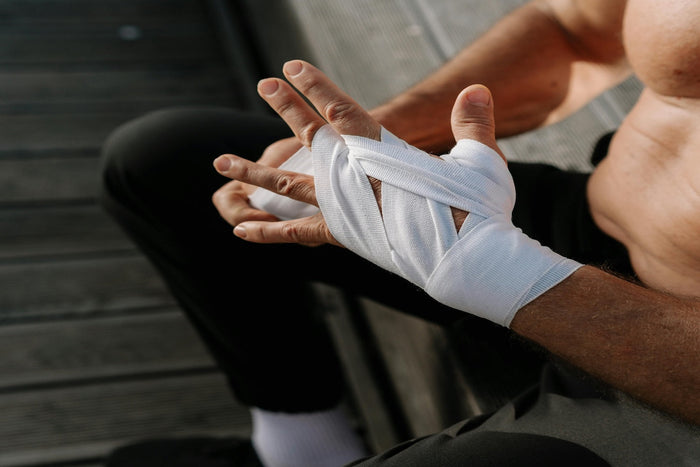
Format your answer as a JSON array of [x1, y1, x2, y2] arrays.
[[284, 60, 303, 77], [466, 86, 490, 107], [234, 225, 247, 238], [258, 79, 279, 96], [214, 156, 231, 172]]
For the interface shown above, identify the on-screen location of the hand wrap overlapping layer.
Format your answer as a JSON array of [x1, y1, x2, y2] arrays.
[[251, 126, 581, 326]]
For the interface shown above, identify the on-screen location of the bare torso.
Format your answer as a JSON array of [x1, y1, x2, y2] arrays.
[[587, 0, 700, 297]]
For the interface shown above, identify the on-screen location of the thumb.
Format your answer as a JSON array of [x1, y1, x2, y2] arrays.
[[451, 84, 505, 161]]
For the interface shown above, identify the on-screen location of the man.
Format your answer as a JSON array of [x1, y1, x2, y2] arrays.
[[101, 0, 699, 465]]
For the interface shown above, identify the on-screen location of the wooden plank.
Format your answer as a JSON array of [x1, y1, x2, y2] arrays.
[[498, 110, 608, 171], [594, 76, 644, 126], [0, 18, 211, 36], [0, 34, 218, 66], [411, 0, 528, 58], [0, 94, 238, 117], [0, 68, 234, 104], [240, 0, 316, 76], [0, 254, 175, 323], [314, 284, 402, 453], [359, 298, 479, 438], [0, 1, 246, 466], [445, 319, 545, 415], [0, 373, 250, 467], [0, 157, 99, 203], [206, 0, 267, 112], [0, 204, 132, 260], [0, 310, 213, 389], [0, 0, 204, 21], [287, 0, 444, 108], [0, 113, 135, 152], [497, 82, 639, 171], [0, 1, 218, 67], [496, 78, 642, 171]]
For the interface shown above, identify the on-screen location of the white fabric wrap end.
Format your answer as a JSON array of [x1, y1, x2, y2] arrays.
[[312, 125, 582, 327], [247, 146, 320, 221]]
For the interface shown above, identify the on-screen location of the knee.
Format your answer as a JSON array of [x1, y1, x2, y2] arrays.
[[99, 107, 289, 219], [100, 109, 165, 205], [101, 107, 248, 217], [100, 108, 198, 201]]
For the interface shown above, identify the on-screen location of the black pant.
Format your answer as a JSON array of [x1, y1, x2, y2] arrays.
[[100, 108, 632, 465]]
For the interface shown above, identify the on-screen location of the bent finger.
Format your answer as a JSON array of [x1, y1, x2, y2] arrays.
[[234, 215, 341, 247], [283, 60, 381, 141], [214, 154, 318, 206], [212, 182, 279, 225]]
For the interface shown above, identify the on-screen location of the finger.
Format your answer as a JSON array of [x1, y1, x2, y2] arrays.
[[451, 84, 506, 162], [258, 78, 328, 148], [233, 214, 341, 247], [212, 180, 279, 225], [283, 60, 381, 140], [214, 153, 318, 206]]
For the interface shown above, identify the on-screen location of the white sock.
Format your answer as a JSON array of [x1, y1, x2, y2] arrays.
[[251, 405, 369, 467]]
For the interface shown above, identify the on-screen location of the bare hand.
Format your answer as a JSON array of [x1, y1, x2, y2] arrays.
[[212, 136, 301, 227]]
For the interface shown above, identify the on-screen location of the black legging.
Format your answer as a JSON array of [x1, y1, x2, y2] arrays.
[[100, 108, 631, 464]]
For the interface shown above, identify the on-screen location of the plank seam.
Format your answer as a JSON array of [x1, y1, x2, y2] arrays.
[[0, 247, 141, 267], [0, 304, 180, 327], [402, 0, 453, 61], [204, 0, 266, 112], [0, 366, 222, 396]]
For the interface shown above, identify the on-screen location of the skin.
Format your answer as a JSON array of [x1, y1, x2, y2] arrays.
[[211, 0, 700, 423]]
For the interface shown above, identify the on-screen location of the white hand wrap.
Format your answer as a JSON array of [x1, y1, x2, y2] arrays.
[[248, 145, 320, 221], [251, 125, 582, 327]]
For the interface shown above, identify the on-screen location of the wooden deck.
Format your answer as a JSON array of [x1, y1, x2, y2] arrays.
[[0, 1, 251, 465], [0, 0, 644, 465]]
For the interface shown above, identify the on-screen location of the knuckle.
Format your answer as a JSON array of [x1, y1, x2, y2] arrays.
[[297, 122, 319, 147], [275, 174, 296, 196], [457, 115, 494, 128], [212, 187, 248, 226], [212, 188, 233, 209], [274, 174, 315, 202], [324, 101, 357, 124], [229, 205, 252, 224], [254, 225, 268, 242], [300, 182, 316, 201], [275, 99, 297, 119], [228, 161, 249, 180], [211, 189, 223, 206], [281, 222, 300, 242], [298, 75, 324, 96], [316, 222, 329, 241]]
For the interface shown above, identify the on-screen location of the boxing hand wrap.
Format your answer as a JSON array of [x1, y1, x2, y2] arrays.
[[248, 146, 320, 221], [312, 125, 582, 327]]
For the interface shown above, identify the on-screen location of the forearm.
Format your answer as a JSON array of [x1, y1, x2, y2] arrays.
[[511, 266, 700, 424], [371, 0, 630, 153]]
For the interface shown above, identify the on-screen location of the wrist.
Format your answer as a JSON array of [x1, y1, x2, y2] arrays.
[[425, 220, 582, 327]]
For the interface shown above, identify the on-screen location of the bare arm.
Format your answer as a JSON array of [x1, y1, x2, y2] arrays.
[[513, 266, 700, 424], [372, 0, 631, 152]]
